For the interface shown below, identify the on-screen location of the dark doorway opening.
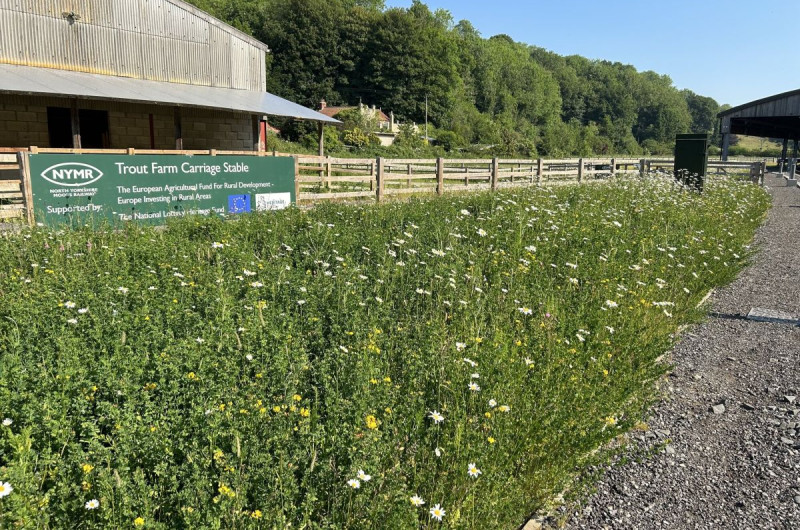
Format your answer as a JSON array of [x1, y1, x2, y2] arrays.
[[79, 109, 110, 148], [46, 107, 72, 148], [46, 107, 110, 148]]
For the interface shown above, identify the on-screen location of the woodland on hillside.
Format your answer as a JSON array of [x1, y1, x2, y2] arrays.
[[189, 0, 734, 157]]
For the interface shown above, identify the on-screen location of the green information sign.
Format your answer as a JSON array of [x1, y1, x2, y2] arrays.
[[27, 153, 296, 226]]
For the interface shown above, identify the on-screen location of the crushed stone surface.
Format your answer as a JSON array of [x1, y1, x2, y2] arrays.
[[560, 175, 800, 530]]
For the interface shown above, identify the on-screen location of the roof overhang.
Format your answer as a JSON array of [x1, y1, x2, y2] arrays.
[[0, 64, 339, 124], [718, 88, 800, 139]]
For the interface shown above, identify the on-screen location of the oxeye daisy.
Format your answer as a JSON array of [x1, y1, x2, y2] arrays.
[[428, 410, 444, 424], [357, 469, 371, 482], [0, 482, 12, 497], [467, 463, 482, 478], [85, 499, 99, 510], [347, 479, 360, 489], [410, 495, 425, 506], [429, 503, 446, 521]]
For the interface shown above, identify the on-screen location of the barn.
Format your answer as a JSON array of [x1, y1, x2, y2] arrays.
[[0, 0, 337, 151]]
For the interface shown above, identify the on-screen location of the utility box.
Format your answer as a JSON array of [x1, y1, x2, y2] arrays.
[[674, 133, 709, 191]]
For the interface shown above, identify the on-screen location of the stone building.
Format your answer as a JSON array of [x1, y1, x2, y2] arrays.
[[0, 0, 336, 151]]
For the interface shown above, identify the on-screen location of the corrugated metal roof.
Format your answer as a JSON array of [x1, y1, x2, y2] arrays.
[[0, 63, 339, 123]]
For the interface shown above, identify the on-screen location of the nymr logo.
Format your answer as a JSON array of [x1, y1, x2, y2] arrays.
[[40, 163, 104, 187]]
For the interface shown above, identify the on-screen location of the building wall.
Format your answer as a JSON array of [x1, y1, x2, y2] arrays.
[[0, 95, 255, 150], [0, 95, 50, 148], [0, 0, 267, 91]]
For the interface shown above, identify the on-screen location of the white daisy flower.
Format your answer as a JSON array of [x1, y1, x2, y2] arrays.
[[428, 410, 444, 424], [0, 482, 11, 498], [467, 463, 482, 478], [347, 479, 360, 489], [85, 499, 99, 510], [2, 418, 11, 426], [429, 503, 446, 521], [357, 469, 371, 482], [410, 495, 425, 506]]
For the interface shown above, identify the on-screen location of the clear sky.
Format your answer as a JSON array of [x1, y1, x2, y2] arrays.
[[385, 0, 799, 107]]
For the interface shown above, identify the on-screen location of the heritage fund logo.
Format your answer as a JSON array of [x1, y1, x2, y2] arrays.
[[41, 163, 104, 187]]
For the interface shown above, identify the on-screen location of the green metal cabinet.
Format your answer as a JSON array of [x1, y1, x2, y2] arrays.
[[674, 134, 709, 191]]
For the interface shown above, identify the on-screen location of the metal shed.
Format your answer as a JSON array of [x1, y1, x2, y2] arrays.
[[0, 0, 337, 153], [718, 88, 800, 163]]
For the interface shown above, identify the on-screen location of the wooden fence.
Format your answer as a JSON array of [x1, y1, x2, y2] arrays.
[[0, 150, 24, 221], [295, 156, 766, 203], [0, 148, 766, 224]]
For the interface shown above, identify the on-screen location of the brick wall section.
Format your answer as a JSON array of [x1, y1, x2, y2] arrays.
[[0, 95, 256, 150]]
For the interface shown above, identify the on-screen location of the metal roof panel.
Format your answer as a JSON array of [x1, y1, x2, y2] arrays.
[[0, 63, 339, 123]]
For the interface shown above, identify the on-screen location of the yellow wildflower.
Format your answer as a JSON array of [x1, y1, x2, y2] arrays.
[[365, 415, 378, 430]]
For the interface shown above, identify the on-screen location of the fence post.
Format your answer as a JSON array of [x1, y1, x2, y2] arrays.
[[610, 157, 616, 177], [436, 157, 444, 196], [18, 151, 34, 227], [376, 156, 384, 202], [491, 158, 499, 191], [325, 157, 332, 188], [639, 158, 646, 178], [577, 158, 584, 183], [293, 156, 300, 203], [537, 158, 543, 184]]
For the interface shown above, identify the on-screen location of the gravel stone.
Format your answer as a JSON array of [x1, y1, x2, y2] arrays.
[[559, 177, 800, 529], [710, 404, 726, 414]]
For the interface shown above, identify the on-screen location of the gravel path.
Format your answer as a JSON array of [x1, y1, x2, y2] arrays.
[[560, 174, 800, 530]]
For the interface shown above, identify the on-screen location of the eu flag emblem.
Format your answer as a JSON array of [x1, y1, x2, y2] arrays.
[[228, 194, 251, 214]]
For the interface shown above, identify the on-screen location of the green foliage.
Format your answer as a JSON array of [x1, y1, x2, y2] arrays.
[[0, 177, 769, 527], [185, 0, 722, 157], [434, 129, 465, 152], [394, 123, 425, 149], [343, 127, 379, 149]]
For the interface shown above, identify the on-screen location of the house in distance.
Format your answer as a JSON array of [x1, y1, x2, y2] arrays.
[[318, 100, 418, 147]]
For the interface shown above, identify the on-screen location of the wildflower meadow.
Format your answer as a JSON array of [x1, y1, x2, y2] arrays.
[[0, 175, 769, 528]]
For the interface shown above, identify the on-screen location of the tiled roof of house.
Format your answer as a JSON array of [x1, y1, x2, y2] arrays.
[[320, 105, 390, 122]]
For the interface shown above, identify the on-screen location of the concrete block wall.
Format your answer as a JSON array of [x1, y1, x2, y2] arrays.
[[183, 109, 254, 151], [0, 96, 50, 148], [0, 95, 256, 151]]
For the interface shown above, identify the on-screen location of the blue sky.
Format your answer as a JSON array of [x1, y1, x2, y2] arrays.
[[385, 0, 799, 107]]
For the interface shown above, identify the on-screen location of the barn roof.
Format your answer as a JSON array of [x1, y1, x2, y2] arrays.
[[718, 88, 800, 139], [0, 63, 339, 123]]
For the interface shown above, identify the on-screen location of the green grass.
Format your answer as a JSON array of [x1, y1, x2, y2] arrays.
[[0, 176, 769, 528]]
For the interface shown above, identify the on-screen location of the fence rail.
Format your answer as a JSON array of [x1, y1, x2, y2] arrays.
[[295, 156, 765, 203], [0, 148, 767, 224]]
